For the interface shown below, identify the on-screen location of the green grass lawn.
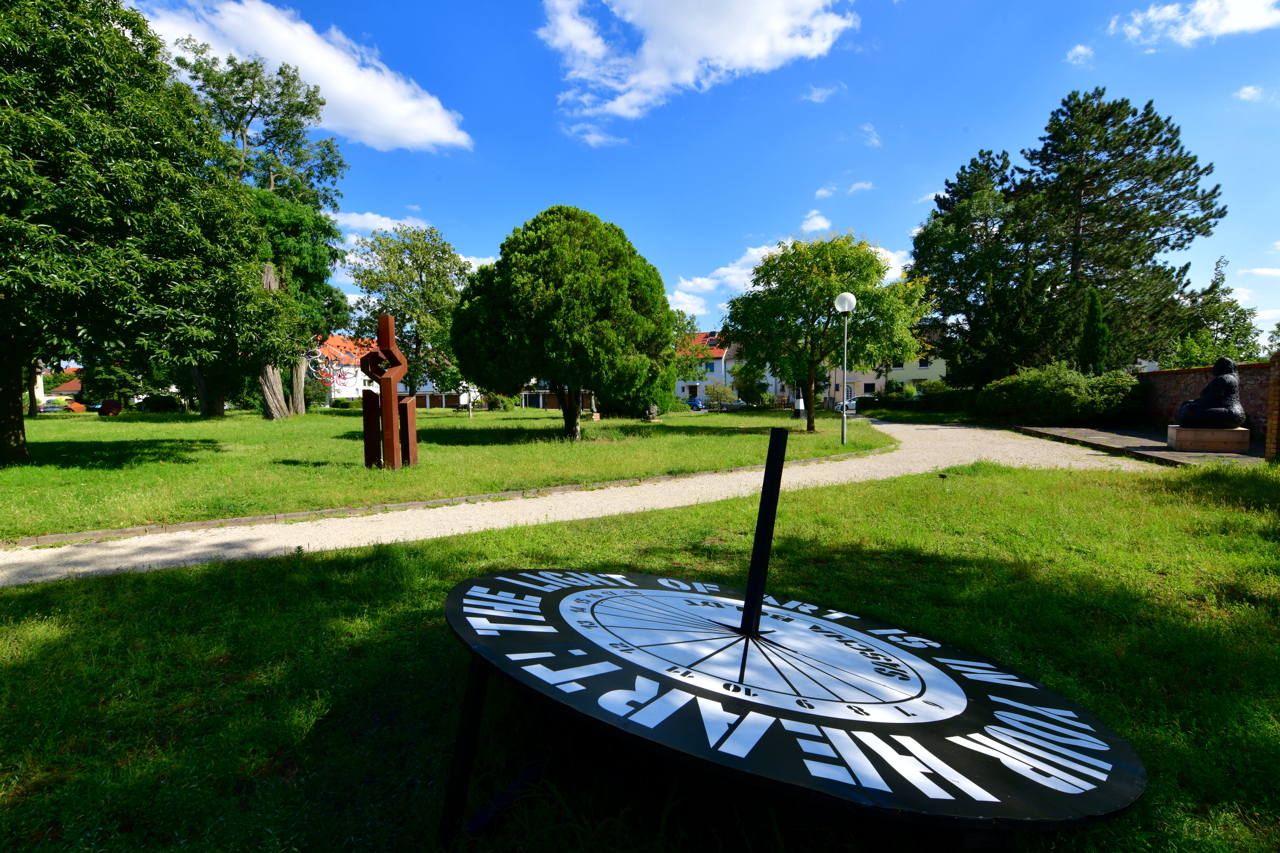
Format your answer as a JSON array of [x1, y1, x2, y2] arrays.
[[4, 408, 892, 539], [1, 461, 1276, 851]]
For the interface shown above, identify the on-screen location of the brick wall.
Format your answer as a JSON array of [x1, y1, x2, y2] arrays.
[[1268, 353, 1279, 461], [1138, 361, 1272, 437]]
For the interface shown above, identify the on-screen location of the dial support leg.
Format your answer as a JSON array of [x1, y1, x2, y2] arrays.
[[438, 653, 490, 850], [738, 427, 789, 637]]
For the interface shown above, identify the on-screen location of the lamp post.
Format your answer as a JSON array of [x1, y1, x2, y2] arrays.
[[834, 291, 857, 445]]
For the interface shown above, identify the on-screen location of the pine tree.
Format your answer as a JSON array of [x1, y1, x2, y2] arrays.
[[912, 89, 1225, 386], [1077, 288, 1111, 375]]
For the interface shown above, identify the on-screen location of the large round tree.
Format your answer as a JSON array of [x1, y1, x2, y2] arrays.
[[0, 0, 266, 460], [720, 234, 928, 432], [452, 206, 673, 439]]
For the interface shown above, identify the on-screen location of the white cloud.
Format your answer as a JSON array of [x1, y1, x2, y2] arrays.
[[676, 244, 777, 294], [1109, 0, 1280, 46], [874, 247, 911, 282], [1066, 44, 1094, 64], [861, 122, 881, 147], [142, 0, 471, 152], [330, 211, 430, 232], [1256, 307, 1280, 321], [802, 83, 843, 102], [667, 290, 709, 314], [405, 204, 421, 211], [537, 0, 858, 121], [802, 209, 832, 232], [814, 186, 835, 199], [563, 123, 627, 146], [914, 191, 946, 203], [847, 181, 872, 193], [1271, 241, 1280, 252], [1239, 268, 1280, 276], [1234, 84, 1265, 100], [909, 225, 922, 238], [460, 255, 497, 271], [1231, 287, 1256, 299]]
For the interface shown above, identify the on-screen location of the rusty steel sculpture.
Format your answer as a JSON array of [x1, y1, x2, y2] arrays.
[[359, 315, 418, 469]]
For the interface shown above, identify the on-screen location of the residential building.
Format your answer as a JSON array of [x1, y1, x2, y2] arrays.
[[675, 332, 730, 400], [825, 355, 948, 406], [318, 334, 475, 407]]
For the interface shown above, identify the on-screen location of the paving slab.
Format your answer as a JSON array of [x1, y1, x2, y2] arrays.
[[1015, 425, 1267, 467]]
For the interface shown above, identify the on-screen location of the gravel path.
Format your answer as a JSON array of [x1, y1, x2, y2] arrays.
[[0, 420, 1152, 588]]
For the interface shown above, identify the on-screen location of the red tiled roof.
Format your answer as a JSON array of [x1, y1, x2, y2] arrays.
[[316, 334, 376, 366], [51, 379, 81, 393], [679, 332, 727, 358]]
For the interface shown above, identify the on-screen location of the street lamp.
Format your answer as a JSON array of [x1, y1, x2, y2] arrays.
[[834, 291, 857, 445]]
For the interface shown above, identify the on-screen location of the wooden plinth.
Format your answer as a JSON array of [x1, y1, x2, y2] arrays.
[[1167, 425, 1251, 452]]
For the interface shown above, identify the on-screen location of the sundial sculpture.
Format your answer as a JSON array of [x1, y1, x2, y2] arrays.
[[441, 429, 1145, 845], [359, 314, 418, 469]]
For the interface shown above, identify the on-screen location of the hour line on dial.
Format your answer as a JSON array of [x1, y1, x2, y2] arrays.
[[586, 594, 923, 703]]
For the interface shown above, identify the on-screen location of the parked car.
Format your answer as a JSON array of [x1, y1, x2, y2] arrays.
[[38, 405, 65, 413], [686, 398, 706, 411], [833, 399, 857, 412]]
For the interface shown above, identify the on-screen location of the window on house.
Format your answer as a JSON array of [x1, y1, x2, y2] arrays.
[[919, 358, 930, 368], [705, 362, 715, 372], [864, 383, 876, 394], [834, 383, 840, 392], [892, 361, 904, 369]]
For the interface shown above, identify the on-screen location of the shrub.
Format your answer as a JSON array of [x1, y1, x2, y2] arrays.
[[918, 379, 949, 395], [485, 393, 517, 412], [918, 388, 971, 412], [138, 395, 181, 413], [975, 363, 1138, 425], [330, 398, 354, 409]]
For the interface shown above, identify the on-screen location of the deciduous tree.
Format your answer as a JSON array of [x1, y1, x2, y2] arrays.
[[452, 206, 674, 439], [672, 310, 713, 383], [720, 234, 928, 432], [174, 41, 348, 418], [0, 0, 264, 461], [348, 226, 471, 396], [1158, 259, 1261, 369]]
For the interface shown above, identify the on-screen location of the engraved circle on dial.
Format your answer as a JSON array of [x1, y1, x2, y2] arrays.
[[560, 589, 967, 723]]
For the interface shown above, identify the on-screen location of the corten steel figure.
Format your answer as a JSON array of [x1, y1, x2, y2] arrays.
[[1177, 356, 1247, 429], [358, 315, 419, 469]]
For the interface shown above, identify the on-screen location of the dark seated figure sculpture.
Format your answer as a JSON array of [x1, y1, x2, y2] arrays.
[[1176, 357, 1246, 429]]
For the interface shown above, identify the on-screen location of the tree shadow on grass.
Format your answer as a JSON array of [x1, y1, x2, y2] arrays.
[[1, 529, 1274, 851], [24, 439, 223, 470], [1137, 461, 1280, 515], [273, 459, 361, 468]]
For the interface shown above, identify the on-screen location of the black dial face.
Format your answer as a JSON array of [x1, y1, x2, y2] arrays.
[[446, 571, 1146, 828]]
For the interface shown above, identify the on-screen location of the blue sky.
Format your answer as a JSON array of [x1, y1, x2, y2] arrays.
[[138, 0, 1280, 335]]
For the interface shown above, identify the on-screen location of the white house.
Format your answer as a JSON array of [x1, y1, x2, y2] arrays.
[[317, 335, 475, 408]]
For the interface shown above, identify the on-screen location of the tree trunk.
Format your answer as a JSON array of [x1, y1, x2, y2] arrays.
[[805, 366, 817, 433], [26, 359, 43, 418], [259, 365, 291, 420], [561, 384, 582, 440], [257, 263, 291, 420], [290, 355, 307, 415], [190, 365, 224, 417], [2, 338, 32, 463]]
